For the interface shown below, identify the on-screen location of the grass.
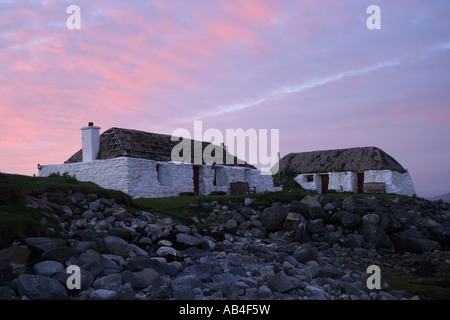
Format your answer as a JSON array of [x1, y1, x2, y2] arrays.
[[0, 172, 133, 247], [383, 261, 450, 300]]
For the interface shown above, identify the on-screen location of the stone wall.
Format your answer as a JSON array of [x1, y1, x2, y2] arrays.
[[40, 158, 280, 198], [39, 157, 130, 194], [294, 170, 415, 196]]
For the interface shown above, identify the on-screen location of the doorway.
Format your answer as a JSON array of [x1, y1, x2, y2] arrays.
[[321, 174, 329, 194], [357, 173, 364, 194], [193, 166, 200, 195]]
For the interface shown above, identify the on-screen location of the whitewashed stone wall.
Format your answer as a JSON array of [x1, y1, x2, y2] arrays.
[[364, 170, 415, 196], [40, 157, 280, 198], [294, 174, 320, 193], [294, 170, 415, 196], [328, 172, 357, 193], [39, 157, 130, 194]]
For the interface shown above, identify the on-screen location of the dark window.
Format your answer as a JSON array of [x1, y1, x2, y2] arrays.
[[306, 175, 314, 182]]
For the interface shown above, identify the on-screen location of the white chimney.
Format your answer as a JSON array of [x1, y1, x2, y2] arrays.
[[81, 122, 101, 162]]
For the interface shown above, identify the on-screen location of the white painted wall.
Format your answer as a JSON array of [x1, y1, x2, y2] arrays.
[[364, 170, 415, 196], [294, 170, 415, 196], [39, 157, 280, 198]]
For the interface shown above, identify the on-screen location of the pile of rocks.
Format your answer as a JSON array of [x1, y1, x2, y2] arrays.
[[0, 190, 449, 300]]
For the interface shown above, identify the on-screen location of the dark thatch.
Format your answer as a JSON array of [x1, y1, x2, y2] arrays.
[[277, 147, 407, 174], [65, 127, 255, 168]]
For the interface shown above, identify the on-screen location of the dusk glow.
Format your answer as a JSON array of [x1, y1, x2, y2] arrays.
[[1, 0, 449, 197]]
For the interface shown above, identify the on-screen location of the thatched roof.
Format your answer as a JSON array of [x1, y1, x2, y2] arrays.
[[277, 147, 407, 174], [65, 127, 255, 168]]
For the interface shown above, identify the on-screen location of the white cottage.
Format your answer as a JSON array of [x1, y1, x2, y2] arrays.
[[277, 147, 416, 196], [39, 123, 280, 198]]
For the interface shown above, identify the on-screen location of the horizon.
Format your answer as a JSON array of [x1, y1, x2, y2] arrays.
[[1, 0, 449, 197]]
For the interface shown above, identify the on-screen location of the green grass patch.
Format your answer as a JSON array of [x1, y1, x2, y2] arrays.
[[0, 200, 61, 247], [383, 265, 450, 300]]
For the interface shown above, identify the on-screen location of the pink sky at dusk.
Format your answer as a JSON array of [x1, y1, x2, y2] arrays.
[[1, 0, 449, 197]]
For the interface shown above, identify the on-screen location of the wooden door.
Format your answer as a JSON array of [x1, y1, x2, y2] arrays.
[[321, 174, 329, 194], [193, 166, 200, 195], [357, 173, 364, 194]]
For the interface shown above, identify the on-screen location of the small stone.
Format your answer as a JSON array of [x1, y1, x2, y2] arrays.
[[176, 233, 202, 247], [244, 198, 254, 206], [156, 246, 178, 258], [267, 271, 295, 293], [90, 289, 118, 300]]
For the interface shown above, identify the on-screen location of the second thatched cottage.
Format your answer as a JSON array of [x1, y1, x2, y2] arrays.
[[277, 147, 416, 196], [38, 123, 280, 198]]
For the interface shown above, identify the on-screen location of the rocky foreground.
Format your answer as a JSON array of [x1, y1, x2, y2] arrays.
[[1, 190, 449, 300]]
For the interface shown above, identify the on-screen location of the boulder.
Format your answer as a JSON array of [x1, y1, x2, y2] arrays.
[[290, 200, 310, 215], [293, 246, 316, 264], [176, 233, 202, 247], [17, 274, 68, 300], [121, 268, 161, 290], [33, 260, 64, 277], [358, 222, 393, 250], [301, 195, 322, 209], [330, 210, 362, 229], [307, 219, 325, 234], [282, 212, 301, 231], [390, 229, 441, 253], [41, 247, 78, 263], [104, 236, 148, 256], [267, 271, 296, 293], [260, 203, 289, 232]]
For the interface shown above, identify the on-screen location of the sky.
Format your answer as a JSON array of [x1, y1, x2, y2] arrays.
[[0, 0, 449, 197]]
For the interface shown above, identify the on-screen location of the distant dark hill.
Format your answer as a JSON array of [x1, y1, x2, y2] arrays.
[[426, 193, 450, 203]]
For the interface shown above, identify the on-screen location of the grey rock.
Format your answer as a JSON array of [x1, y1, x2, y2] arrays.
[[24, 237, 67, 252], [117, 283, 135, 300], [0, 246, 30, 265], [260, 203, 289, 232], [156, 246, 179, 258], [33, 260, 64, 277], [90, 289, 117, 300], [293, 247, 316, 264], [104, 236, 148, 256], [305, 285, 328, 300], [176, 233, 202, 247], [331, 210, 362, 229], [301, 195, 322, 209], [391, 229, 440, 253], [307, 219, 325, 234], [93, 273, 122, 291], [79, 249, 101, 265], [316, 265, 344, 279], [225, 219, 238, 231], [244, 198, 254, 206], [0, 286, 15, 300], [121, 268, 160, 290], [359, 222, 393, 250], [267, 271, 296, 293], [89, 199, 101, 211], [0, 262, 13, 285], [82, 209, 94, 220], [42, 247, 78, 262], [17, 274, 68, 300], [282, 212, 301, 231], [171, 274, 202, 291], [290, 200, 310, 215], [309, 207, 326, 220], [126, 256, 161, 272]]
